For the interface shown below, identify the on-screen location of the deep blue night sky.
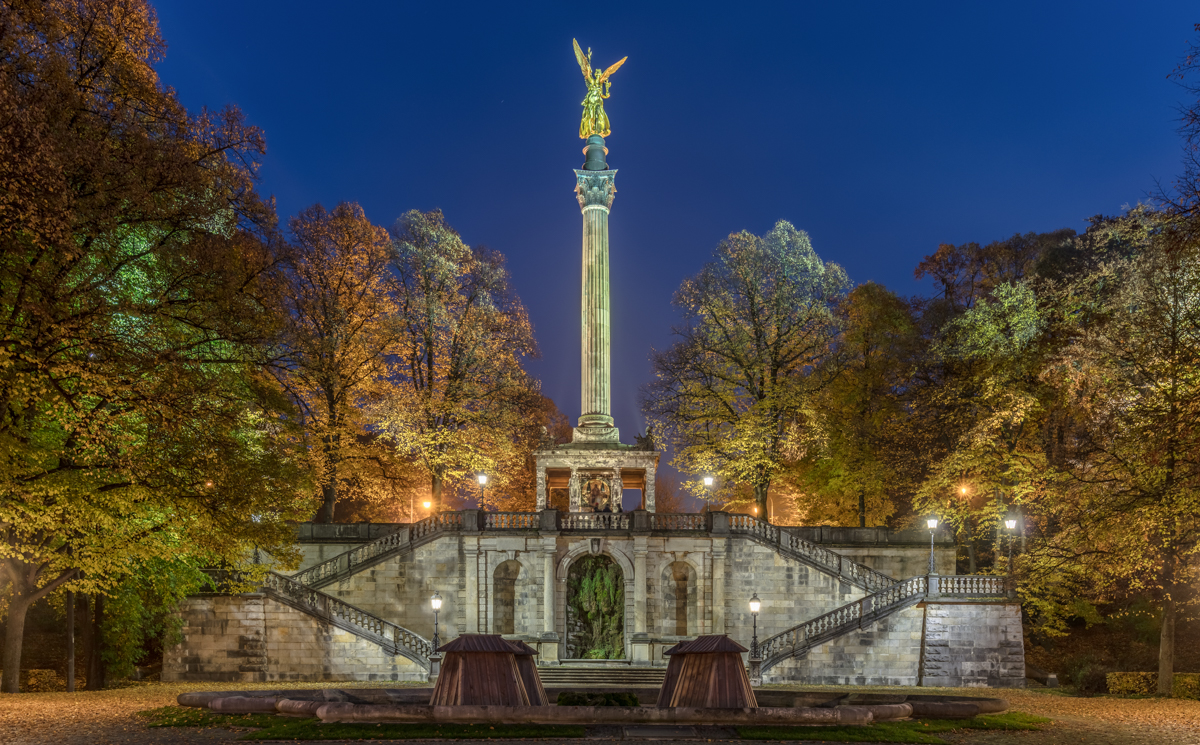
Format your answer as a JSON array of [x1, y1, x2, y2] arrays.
[[154, 0, 1194, 439]]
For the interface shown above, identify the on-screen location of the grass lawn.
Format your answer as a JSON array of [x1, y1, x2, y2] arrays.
[[737, 711, 1050, 743], [138, 705, 586, 740]]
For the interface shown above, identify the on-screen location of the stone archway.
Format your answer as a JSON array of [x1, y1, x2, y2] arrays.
[[564, 554, 625, 659], [492, 559, 523, 635]]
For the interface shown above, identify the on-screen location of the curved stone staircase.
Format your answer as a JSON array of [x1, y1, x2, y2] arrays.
[[244, 511, 998, 677]]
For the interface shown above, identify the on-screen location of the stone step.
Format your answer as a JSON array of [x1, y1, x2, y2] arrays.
[[537, 666, 666, 688]]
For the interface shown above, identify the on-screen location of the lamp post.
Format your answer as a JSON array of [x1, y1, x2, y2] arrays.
[[477, 473, 489, 506], [1004, 517, 1018, 598], [429, 591, 443, 680], [748, 592, 762, 686], [748, 592, 761, 657], [926, 517, 939, 576], [430, 591, 442, 649]]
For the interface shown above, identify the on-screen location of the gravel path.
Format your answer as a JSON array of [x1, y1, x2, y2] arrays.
[[2, 682, 1199, 744]]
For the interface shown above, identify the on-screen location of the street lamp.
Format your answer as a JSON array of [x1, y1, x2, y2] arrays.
[[430, 591, 442, 650], [423, 500, 432, 511], [477, 473, 489, 505], [702, 475, 714, 488], [926, 517, 939, 575], [748, 592, 761, 658], [748, 592, 762, 686]]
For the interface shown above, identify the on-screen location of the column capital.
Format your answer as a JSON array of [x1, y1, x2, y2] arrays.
[[574, 169, 617, 211]]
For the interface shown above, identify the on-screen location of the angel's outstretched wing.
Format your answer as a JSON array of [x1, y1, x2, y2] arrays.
[[573, 39, 591, 80], [599, 56, 627, 83]]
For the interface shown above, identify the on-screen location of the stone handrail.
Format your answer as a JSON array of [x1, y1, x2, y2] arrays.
[[291, 510, 896, 594], [485, 512, 541, 530], [562, 512, 630, 530], [292, 512, 462, 588], [261, 571, 432, 666], [932, 575, 1006, 596], [758, 574, 1009, 671], [728, 514, 895, 592], [650, 513, 707, 531]]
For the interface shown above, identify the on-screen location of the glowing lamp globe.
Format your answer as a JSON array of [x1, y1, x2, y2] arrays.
[[926, 517, 939, 531], [430, 591, 442, 611], [749, 593, 761, 614], [1005, 519, 1018, 530]]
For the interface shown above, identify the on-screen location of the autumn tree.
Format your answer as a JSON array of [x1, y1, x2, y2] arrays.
[[907, 230, 1077, 569], [268, 202, 400, 523], [373, 210, 540, 511], [1035, 209, 1200, 695], [786, 282, 919, 527], [0, 0, 310, 693], [642, 220, 849, 518]]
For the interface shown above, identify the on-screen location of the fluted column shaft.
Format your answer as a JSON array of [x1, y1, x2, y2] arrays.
[[574, 167, 617, 432], [580, 203, 611, 425]]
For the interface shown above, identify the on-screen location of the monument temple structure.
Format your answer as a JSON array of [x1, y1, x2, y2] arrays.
[[164, 42, 1024, 689]]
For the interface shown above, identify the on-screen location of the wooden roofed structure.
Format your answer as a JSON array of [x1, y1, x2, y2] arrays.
[[506, 639, 549, 706], [656, 635, 758, 709], [429, 634, 547, 706]]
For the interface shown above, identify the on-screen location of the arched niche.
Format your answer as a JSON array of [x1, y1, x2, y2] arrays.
[[492, 559, 524, 635], [661, 560, 699, 636]]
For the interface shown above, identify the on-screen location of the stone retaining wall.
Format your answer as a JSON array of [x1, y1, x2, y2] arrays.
[[920, 602, 1024, 688], [162, 594, 425, 683]]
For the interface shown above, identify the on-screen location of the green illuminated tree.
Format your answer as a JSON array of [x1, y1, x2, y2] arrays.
[[0, 0, 310, 692], [642, 220, 849, 518]]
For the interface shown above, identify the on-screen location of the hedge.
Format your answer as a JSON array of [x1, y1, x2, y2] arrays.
[[1106, 672, 1200, 698]]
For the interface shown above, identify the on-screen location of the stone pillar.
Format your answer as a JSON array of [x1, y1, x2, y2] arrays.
[[631, 536, 650, 664], [543, 548, 556, 635], [536, 465, 547, 510], [645, 468, 656, 513], [711, 539, 726, 634], [611, 467, 623, 511], [569, 468, 581, 512], [572, 154, 620, 445], [464, 536, 479, 633]]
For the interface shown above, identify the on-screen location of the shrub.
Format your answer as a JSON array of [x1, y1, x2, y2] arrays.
[[1173, 674, 1200, 700], [1107, 672, 1156, 696], [1103, 672, 1200, 698], [556, 691, 640, 707], [1076, 665, 1111, 695]]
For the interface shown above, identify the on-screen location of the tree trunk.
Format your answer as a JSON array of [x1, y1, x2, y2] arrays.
[[1, 590, 33, 693], [318, 480, 336, 523], [86, 593, 105, 691], [753, 481, 769, 521], [432, 473, 444, 512], [66, 591, 75, 692], [1158, 557, 1177, 696], [858, 490, 866, 528]]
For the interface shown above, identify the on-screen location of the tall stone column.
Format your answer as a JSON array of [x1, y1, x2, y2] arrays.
[[573, 135, 620, 444], [644, 469, 656, 513]]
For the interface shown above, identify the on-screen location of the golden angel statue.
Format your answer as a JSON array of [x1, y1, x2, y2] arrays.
[[573, 39, 626, 139]]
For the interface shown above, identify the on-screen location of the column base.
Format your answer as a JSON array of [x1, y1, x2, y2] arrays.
[[573, 425, 621, 443]]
